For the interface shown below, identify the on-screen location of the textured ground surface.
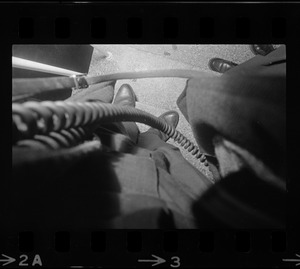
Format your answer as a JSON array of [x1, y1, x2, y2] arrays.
[[86, 45, 256, 178]]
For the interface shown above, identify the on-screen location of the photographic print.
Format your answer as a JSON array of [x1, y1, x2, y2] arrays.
[[11, 44, 286, 230]]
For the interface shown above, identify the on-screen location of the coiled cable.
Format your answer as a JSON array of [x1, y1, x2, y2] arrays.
[[12, 101, 209, 166]]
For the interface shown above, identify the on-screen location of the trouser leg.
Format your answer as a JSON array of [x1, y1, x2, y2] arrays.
[[67, 81, 116, 103], [98, 121, 139, 144], [137, 132, 176, 151]]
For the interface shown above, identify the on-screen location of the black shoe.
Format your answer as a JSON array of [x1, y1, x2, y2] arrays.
[[250, 44, 275, 56], [147, 110, 179, 142], [113, 84, 136, 107], [208, 58, 238, 73]]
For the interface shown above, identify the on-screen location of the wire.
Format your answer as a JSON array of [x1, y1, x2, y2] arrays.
[[12, 101, 209, 166]]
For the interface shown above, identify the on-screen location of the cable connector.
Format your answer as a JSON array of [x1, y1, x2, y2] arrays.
[[71, 75, 89, 90]]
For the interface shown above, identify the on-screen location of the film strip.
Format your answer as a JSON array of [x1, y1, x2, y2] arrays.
[[0, 230, 293, 267], [2, 1, 299, 268]]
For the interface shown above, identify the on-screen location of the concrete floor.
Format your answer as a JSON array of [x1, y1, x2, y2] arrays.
[[87, 44, 256, 178]]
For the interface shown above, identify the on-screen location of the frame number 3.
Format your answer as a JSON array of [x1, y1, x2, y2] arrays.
[[170, 256, 180, 267]]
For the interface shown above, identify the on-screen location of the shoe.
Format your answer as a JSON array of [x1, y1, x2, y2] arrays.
[[113, 84, 136, 107], [147, 110, 179, 142], [250, 44, 275, 56], [208, 58, 238, 73]]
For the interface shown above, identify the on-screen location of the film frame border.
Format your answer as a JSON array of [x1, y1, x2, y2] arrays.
[[2, 1, 299, 268]]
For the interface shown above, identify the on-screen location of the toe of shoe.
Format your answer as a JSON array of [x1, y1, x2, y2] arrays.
[[160, 111, 179, 128], [208, 58, 221, 71]]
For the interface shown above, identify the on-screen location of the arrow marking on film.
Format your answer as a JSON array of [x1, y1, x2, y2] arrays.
[[282, 253, 300, 266], [0, 254, 16, 266], [138, 254, 166, 266]]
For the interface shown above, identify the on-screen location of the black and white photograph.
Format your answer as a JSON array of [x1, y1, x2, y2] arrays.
[[11, 44, 286, 230]]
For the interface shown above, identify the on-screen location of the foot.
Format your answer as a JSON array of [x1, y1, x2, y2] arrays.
[[146, 110, 179, 142], [249, 44, 275, 56], [208, 58, 238, 73], [113, 84, 136, 107]]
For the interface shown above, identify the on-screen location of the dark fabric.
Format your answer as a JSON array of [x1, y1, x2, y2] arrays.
[[192, 169, 286, 228], [11, 138, 206, 229], [68, 81, 116, 103], [176, 45, 286, 178], [176, 45, 286, 228]]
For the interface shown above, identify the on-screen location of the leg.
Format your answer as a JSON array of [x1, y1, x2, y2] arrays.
[[137, 110, 179, 151], [67, 80, 116, 103], [138, 132, 173, 151], [69, 81, 140, 143], [111, 84, 140, 143]]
